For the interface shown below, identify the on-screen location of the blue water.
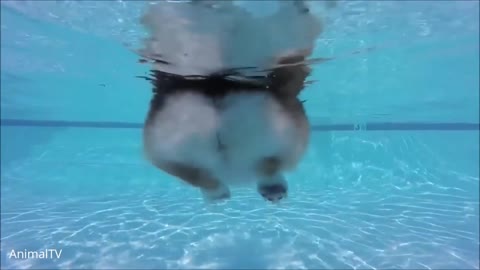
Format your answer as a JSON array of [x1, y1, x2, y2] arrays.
[[1, 1, 479, 269]]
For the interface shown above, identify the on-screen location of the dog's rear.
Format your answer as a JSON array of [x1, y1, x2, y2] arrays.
[[140, 1, 323, 202]]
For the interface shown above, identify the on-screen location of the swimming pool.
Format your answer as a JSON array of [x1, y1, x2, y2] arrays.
[[1, 1, 479, 269]]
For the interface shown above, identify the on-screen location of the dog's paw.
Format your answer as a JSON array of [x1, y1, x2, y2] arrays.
[[201, 184, 231, 202], [257, 175, 288, 203]]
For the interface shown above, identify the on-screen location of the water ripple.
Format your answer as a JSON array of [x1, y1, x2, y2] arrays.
[[1, 130, 478, 269], [1, 180, 478, 269]]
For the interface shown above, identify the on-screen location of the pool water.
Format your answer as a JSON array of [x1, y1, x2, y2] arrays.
[[1, 1, 479, 269]]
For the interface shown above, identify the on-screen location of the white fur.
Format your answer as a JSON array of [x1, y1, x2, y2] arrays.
[[144, 91, 304, 186], [201, 182, 231, 202], [258, 173, 288, 188]]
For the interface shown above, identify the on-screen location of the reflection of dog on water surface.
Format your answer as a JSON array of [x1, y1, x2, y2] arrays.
[[139, 1, 328, 202]]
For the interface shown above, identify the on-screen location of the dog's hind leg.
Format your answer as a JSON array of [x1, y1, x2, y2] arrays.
[[256, 157, 288, 202], [153, 161, 231, 202]]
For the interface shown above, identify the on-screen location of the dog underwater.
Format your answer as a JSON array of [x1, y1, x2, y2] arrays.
[[137, 0, 331, 203]]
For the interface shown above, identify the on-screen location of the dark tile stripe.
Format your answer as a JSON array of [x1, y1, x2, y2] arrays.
[[0, 119, 142, 129], [1, 119, 479, 131]]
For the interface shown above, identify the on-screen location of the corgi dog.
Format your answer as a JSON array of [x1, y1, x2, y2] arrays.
[[139, 0, 325, 202]]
